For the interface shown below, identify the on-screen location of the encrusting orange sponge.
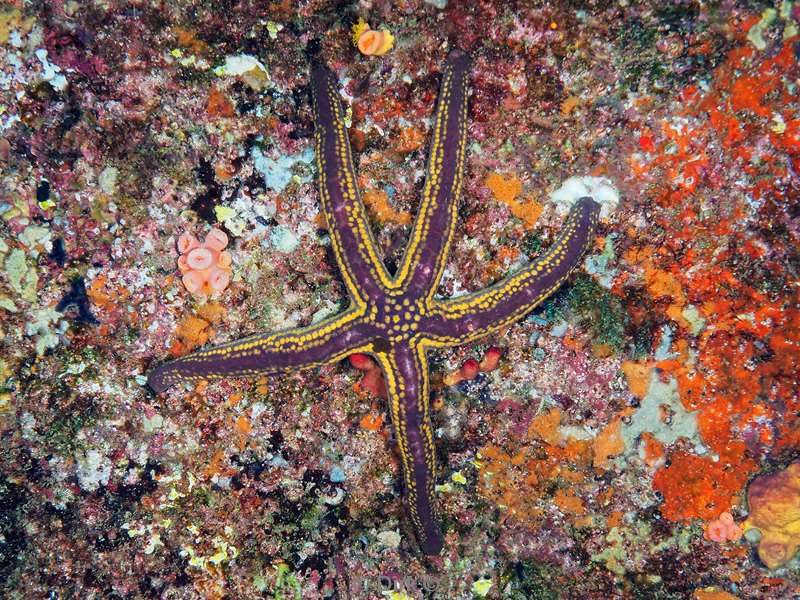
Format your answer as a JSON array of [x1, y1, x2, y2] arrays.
[[177, 228, 232, 300], [352, 18, 394, 56]]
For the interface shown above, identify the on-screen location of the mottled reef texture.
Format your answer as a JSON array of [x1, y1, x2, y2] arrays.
[[1, 1, 799, 599]]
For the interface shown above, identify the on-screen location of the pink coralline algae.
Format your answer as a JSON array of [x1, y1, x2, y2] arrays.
[[177, 228, 232, 299]]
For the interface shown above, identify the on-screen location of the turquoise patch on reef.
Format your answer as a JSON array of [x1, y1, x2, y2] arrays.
[[621, 371, 699, 450], [330, 466, 346, 482], [584, 233, 617, 288], [252, 145, 314, 192], [270, 226, 299, 253]]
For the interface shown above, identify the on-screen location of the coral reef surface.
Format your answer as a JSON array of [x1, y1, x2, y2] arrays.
[[1, 1, 799, 598]]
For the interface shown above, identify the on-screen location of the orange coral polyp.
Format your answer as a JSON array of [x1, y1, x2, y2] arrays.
[[204, 228, 228, 251], [704, 511, 743, 543], [479, 346, 502, 371], [217, 251, 232, 268], [357, 27, 394, 56], [208, 268, 230, 292], [177, 254, 191, 274], [182, 270, 206, 294], [358, 30, 381, 55], [461, 358, 480, 380], [349, 353, 374, 371], [177, 232, 201, 254], [187, 247, 214, 271], [706, 521, 728, 542]]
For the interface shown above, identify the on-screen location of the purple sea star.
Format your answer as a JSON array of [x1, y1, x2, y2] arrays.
[[149, 50, 600, 555]]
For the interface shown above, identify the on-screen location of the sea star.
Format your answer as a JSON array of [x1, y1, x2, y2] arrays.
[[149, 50, 600, 555]]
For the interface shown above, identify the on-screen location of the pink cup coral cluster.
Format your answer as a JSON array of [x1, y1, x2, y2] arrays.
[[177, 228, 232, 299], [704, 511, 743, 543]]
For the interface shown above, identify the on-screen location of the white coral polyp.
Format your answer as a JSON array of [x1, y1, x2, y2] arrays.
[[549, 176, 620, 220]]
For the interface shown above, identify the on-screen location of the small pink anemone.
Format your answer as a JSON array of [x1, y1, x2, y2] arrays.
[[704, 511, 743, 543]]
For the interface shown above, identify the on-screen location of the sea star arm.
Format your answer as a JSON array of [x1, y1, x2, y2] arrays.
[[424, 197, 600, 345], [373, 341, 443, 555], [393, 50, 470, 299], [311, 61, 391, 303], [148, 310, 372, 393]]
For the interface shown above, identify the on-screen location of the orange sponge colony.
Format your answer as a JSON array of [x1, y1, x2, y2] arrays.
[[177, 228, 232, 300]]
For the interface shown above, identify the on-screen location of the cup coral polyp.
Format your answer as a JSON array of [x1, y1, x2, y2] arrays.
[[443, 347, 502, 386], [352, 18, 394, 56], [348, 353, 387, 398], [177, 228, 232, 300]]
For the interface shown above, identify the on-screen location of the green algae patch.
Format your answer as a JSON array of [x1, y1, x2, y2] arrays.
[[584, 233, 618, 288], [5, 248, 38, 302], [271, 563, 302, 600], [747, 8, 777, 50], [472, 577, 493, 597], [544, 272, 628, 351], [0, 7, 35, 44], [25, 307, 67, 355], [18, 225, 52, 256], [0, 296, 17, 312], [500, 560, 560, 600], [47, 399, 98, 454], [681, 305, 706, 336], [566, 274, 628, 349], [591, 521, 692, 577], [592, 526, 634, 576]]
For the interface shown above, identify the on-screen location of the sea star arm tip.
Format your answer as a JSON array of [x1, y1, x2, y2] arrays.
[[394, 50, 471, 298], [375, 343, 443, 554], [311, 60, 390, 301], [426, 196, 601, 345]]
